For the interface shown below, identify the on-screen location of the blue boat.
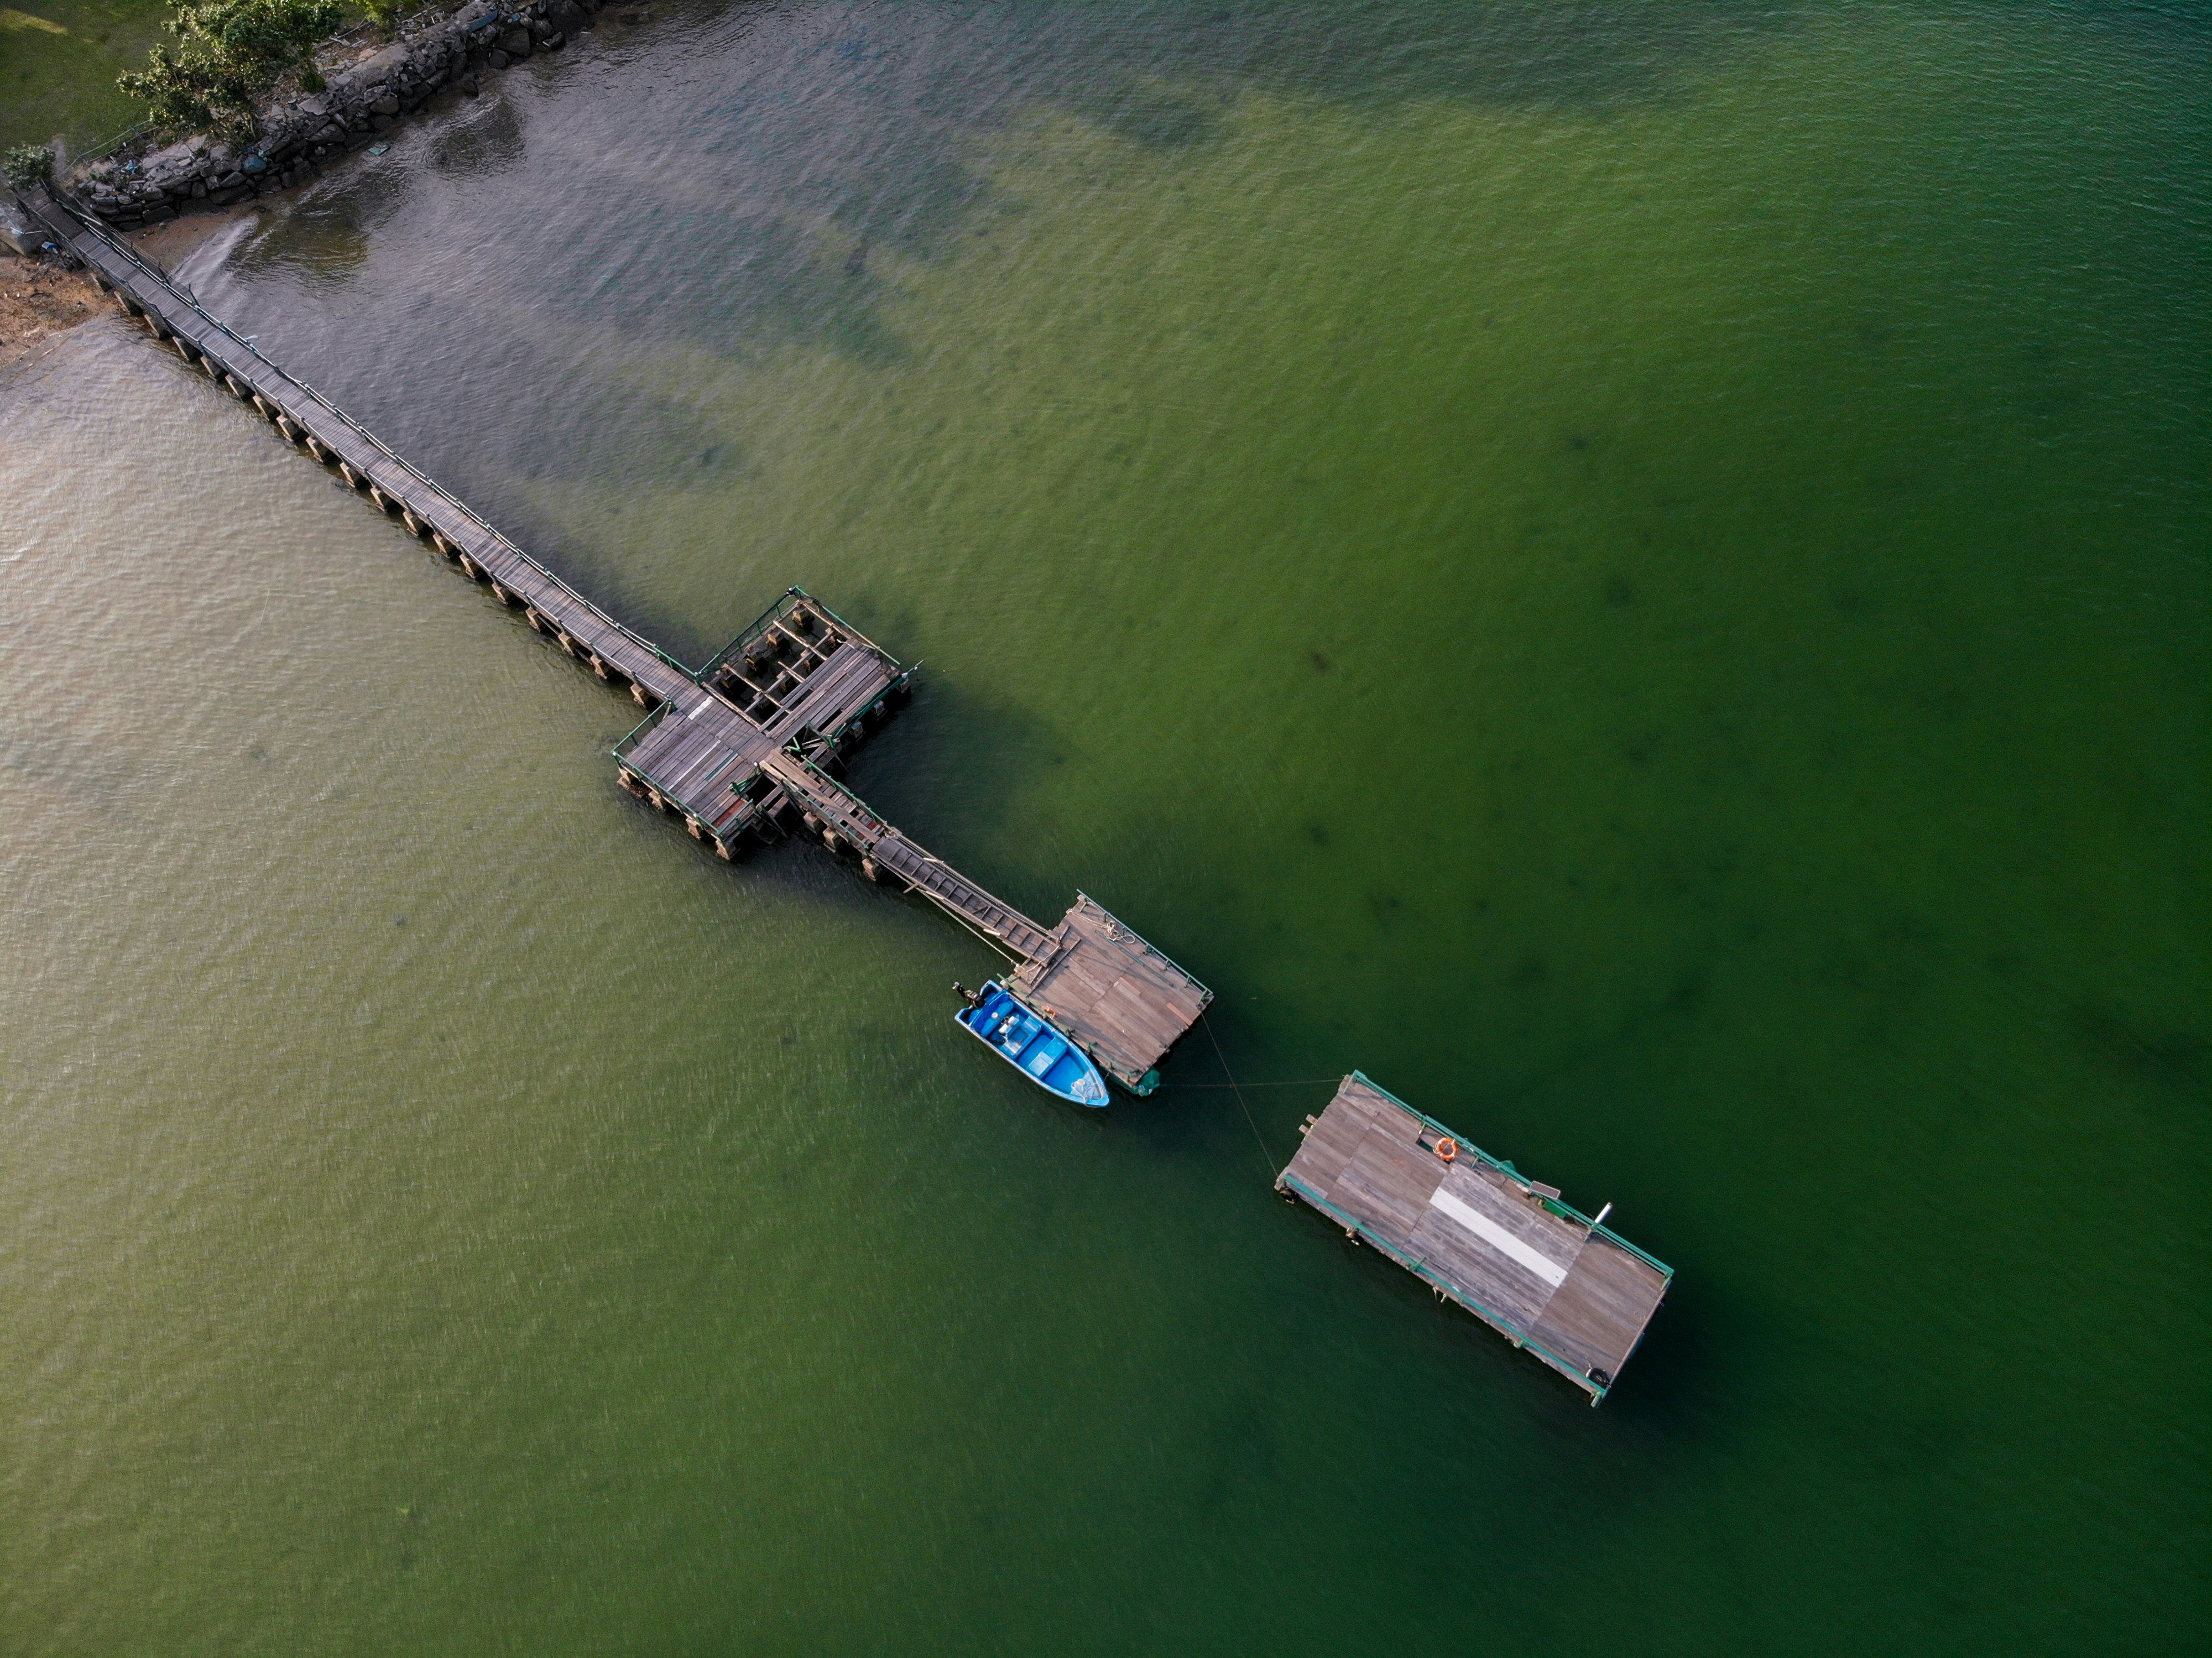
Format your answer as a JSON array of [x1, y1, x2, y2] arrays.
[[955, 981, 1110, 1106]]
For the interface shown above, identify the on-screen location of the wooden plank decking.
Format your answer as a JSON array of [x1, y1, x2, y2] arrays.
[[1279, 1073, 1672, 1401], [1010, 896, 1213, 1092]]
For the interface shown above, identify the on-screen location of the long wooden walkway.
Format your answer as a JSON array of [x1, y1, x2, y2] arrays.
[[757, 749, 1056, 960], [18, 189, 700, 717], [23, 188, 1212, 1095]]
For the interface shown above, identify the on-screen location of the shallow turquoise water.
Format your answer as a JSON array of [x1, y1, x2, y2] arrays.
[[1, 3, 2205, 1652]]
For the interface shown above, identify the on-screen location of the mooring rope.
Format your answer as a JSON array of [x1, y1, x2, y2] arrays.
[[1154, 1077, 1339, 1090], [1201, 1010, 1281, 1177]]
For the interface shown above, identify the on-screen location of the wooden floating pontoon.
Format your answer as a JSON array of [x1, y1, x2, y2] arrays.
[[22, 188, 1212, 1096], [1279, 1073, 1672, 1402], [1009, 896, 1213, 1094]]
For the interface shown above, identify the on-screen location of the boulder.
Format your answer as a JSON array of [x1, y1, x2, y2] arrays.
[[549, 0, 586, 30], [359, 43, 412, 81], [499, 27, 533, 57], [137, 138, 202, 179], [371, 92, 401, 116]]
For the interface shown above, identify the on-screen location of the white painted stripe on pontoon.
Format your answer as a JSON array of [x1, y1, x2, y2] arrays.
[[1428, 1188, 1569, 1287]]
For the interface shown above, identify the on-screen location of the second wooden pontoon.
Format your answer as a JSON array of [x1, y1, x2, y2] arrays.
[[1279, 1073, 1672, 1401]]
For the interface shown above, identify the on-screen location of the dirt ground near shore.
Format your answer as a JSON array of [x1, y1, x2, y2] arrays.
[[128, 200, 258, 264], [0, 252, 101, 371], [0, 203, 264, 373]]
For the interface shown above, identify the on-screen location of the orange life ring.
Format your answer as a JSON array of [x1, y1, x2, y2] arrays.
[[1434, 1138, 1458, 1163]]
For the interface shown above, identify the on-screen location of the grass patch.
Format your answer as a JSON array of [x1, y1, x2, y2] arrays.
[[0, 0, 398, 156], [0, 0, 174, 152]]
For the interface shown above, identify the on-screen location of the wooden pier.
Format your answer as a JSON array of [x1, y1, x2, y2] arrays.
[[20, 189, 1679, 1400], [25, 189, 1211, 1096], [1279, 1074, 1672, 1401]]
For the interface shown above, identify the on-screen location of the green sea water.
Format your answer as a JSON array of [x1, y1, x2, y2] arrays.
[[1, 3, 2204, 1651]]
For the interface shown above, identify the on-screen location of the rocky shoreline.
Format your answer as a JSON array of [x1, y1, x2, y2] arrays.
[[67, 0, 612, 232]]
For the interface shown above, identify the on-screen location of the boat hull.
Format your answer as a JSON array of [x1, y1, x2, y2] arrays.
[[956, 981, 1110, 1106]]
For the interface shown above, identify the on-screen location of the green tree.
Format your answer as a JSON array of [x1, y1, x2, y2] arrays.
[[4, 144, 56, 190], [118, 0, 344, 139]]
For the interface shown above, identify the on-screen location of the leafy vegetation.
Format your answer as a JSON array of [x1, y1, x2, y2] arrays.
[[116, 0, 342, 138], [4, 140, 57, 186]]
